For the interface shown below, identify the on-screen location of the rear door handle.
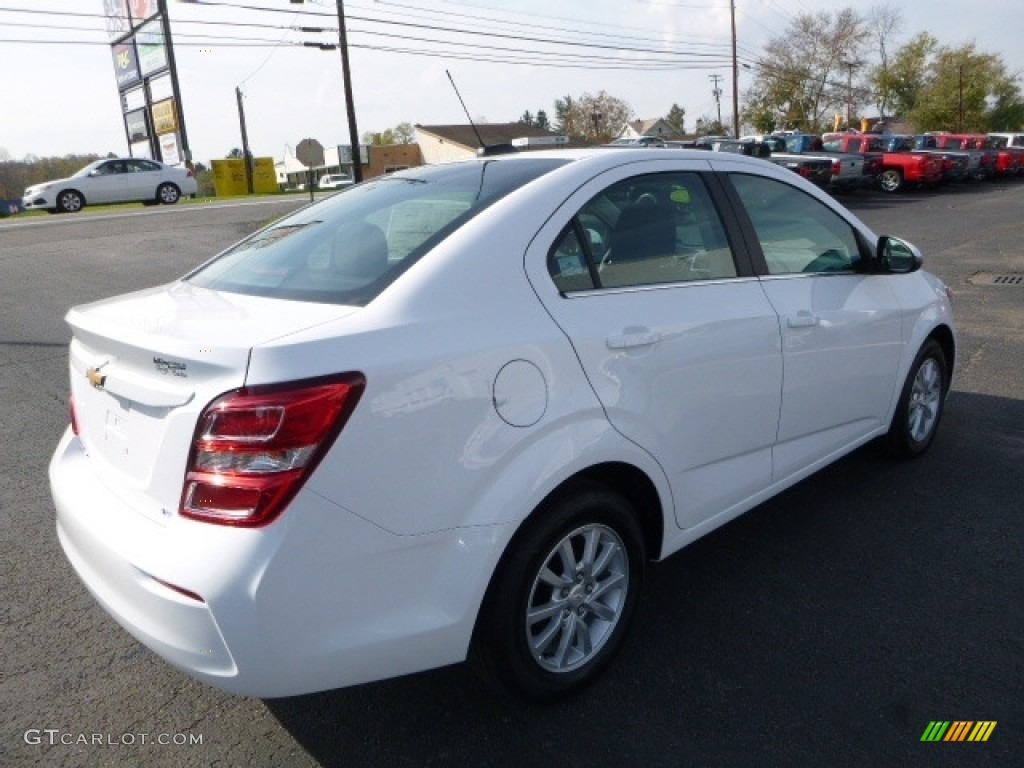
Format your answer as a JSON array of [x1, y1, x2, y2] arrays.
[[787, 310, 819, 328], [606, 330, 662, 349]]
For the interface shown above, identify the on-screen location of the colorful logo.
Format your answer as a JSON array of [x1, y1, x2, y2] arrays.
[[921, 721, 997, 742]]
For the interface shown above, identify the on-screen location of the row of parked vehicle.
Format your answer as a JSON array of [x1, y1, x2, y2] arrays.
[[693, 130, 1024, 194]]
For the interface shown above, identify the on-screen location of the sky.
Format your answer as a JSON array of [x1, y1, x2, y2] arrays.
[[1, 0, 1022, 166]]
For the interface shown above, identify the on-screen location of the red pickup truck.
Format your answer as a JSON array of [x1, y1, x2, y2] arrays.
[[827, 133, 943, 192], [959, 134, 1024, 176]]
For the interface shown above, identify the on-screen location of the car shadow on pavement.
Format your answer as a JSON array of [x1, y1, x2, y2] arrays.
[[264, 389, 1023, 768]]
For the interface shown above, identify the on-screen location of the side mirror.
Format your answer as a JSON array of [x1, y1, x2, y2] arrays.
[[876, 235, 923, 274]]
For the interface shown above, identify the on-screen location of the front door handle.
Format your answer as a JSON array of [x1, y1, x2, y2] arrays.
[[787, 310, 820, 328], [606, 330, 662, 349]]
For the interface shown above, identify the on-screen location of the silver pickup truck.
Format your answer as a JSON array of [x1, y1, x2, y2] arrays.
[[746, 133, 868, 191]]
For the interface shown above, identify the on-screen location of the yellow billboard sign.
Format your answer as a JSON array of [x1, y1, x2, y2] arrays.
[[212, 157, 279, 196], [151, 98, 178, 135]]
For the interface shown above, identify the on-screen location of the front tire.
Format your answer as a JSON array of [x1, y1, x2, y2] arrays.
[[470, 484, 645, 702], [157, 183, 181, 205], [887, 339, 948, 457], [56, 189, 84, 213]]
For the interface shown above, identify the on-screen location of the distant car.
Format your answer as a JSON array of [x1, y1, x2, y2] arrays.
[[51, 147, 955, 702], [608, 137, 667, 148], [319, 174, 354, 189], [22, 157, 197, 213]]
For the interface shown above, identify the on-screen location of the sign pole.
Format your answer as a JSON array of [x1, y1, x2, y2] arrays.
[[158, 0, 191, 165]]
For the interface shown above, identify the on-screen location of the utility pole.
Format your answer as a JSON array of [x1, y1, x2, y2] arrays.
[[709, 74, 723, 129], [294, 0, 362, 181], [730, 0, 739, 137], [842, 60, 860, 129], [958, 64, 964, 132], [335, 1, 362, 182], [236, 86, 254, 193]]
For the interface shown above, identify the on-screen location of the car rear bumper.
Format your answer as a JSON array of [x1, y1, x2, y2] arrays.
[[50, 427, 508, 697]]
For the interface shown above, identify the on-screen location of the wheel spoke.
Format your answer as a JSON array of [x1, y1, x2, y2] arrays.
[[573, 616, 593, 657], [558, 539, 578, 576], [530, 616, 562, 657], [586, 598, 618, 622], [590, 537, 619, 578], [553, 615, 576, 667], [527, 599, 566, 626], [537, 565, 572, 589], [580, 528, 599, 579]]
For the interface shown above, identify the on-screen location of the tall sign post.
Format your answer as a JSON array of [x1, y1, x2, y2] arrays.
[[296, 138, 325, 204], [103, 0, 190, 166]]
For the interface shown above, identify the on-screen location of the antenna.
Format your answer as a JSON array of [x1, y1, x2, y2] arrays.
[[446, 70, 517, 157], [447, 70, 486, 150]]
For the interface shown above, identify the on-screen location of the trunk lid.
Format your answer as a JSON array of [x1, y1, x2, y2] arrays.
[[66, 281, 357, 521]]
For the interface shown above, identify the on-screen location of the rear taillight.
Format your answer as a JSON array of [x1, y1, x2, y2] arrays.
[[831, 159, 841, 176], [180, 373, 365, 527]]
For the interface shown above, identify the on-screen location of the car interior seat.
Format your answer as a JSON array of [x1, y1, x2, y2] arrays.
[[332, 221, 389, 282]]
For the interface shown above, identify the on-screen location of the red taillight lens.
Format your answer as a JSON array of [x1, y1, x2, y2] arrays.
[[180, 373, 365, 527], [831, 159, 841, 176]]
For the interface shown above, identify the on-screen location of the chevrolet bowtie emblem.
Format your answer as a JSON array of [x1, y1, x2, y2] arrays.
[[86, 367, 107, 389]]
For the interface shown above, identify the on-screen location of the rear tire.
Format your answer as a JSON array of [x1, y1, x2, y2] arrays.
[[157, 183, 181, 205], [469, 483, 645, 702], [887, 339, 947, 458], [879, 168, 903, 193]]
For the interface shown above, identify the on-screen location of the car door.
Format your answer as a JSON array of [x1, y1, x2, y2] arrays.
[[718, 167, 903, 481], [526, 163, 783, 529], [123, 159, 162, 201], [85, 160, 128, 203]]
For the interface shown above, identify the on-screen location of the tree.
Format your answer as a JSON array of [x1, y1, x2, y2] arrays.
[[517, 109, 552, 130], [553, 95, 575, 133], [694, 115, 728, 136], [665, 104, 686, 135], [743, 8, 870, 132], [865, 6, 904, 119], [554, 91, 633, 142], [870, 31, 936, 119], [907, 42, 1024, 132], [226, 148, 244, 158], [393, 122, 415, 144], [364, 122, 416, 146]]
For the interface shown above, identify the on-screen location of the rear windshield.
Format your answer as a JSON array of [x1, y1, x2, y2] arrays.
[[185, 157, 568, 305]]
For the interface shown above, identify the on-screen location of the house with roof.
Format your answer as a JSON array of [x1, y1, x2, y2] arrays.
[[415, 123, 585, 163], [617, 118, 677, 141]]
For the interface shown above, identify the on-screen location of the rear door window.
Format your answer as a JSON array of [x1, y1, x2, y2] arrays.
[[548, 172, 738, 293]]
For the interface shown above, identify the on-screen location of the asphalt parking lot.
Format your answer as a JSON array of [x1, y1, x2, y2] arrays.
[[1, 182, 1022, 767]]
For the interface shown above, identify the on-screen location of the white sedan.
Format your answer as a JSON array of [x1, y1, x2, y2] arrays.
[[22, 157, 197, 213], [50, 147, 955, 702]]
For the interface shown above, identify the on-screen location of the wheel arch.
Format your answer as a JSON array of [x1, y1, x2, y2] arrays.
[[57, 188, 86, 209], [480, 461, 666, 610], [928, 323, 956, 389], [156, 182, 181, 201]]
